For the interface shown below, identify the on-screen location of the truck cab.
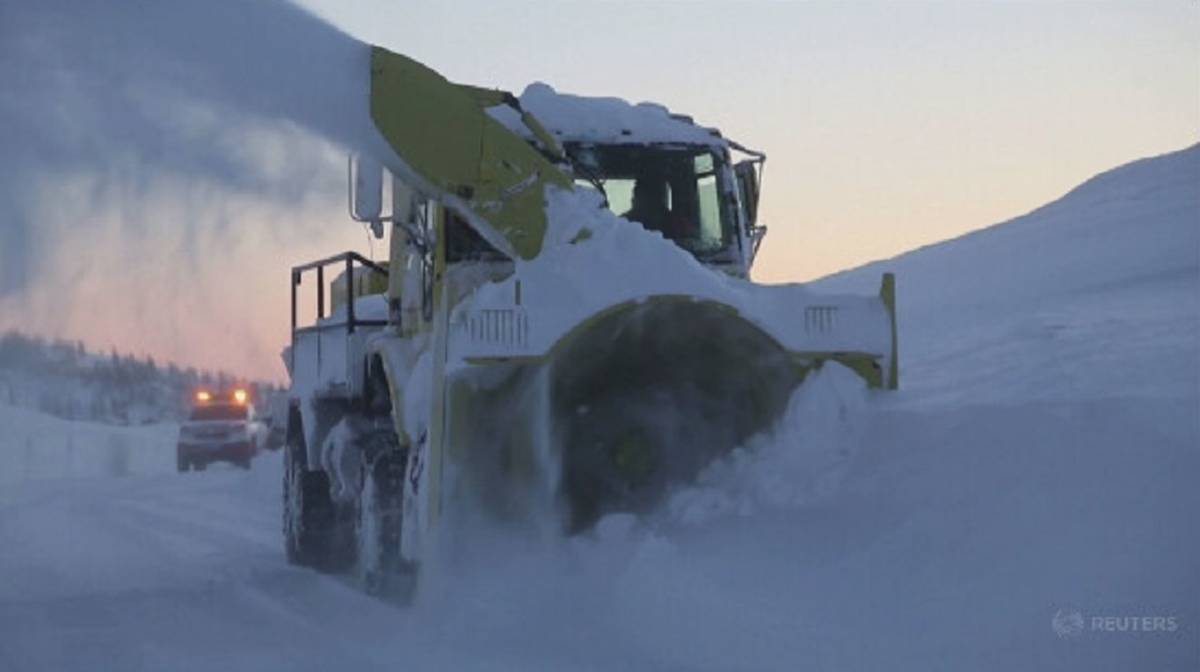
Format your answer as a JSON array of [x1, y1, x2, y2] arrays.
[[489, 83, 768, 277], [566, 140, 763, 276]]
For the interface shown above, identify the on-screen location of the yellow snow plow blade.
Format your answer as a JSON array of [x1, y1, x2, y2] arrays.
[[369, 46, 571, 260]]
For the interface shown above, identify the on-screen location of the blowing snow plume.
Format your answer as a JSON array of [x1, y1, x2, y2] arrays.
[[0, 1, 388, 378], [445, 297, 804, 534]]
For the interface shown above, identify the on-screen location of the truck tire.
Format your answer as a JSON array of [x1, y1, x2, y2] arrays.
[[356, 447, 410, 595], [283, 435, 337, 568]]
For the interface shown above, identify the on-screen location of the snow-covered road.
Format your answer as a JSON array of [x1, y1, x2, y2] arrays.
[[1, 366, 1195, 670], [0, 458, 497, 671]]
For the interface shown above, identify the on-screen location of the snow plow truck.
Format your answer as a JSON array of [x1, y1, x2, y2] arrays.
[[282, 46, 898, 591]]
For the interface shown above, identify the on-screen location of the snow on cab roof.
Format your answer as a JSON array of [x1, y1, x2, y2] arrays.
[[488, 82, 727, 148]]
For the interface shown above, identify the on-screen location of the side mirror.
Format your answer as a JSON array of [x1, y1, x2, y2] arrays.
[[734, 159, 761, 228], [349, 154, 384, 223]]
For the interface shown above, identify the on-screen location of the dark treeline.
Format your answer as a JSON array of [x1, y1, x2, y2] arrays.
[[0, 331, 278, 425]]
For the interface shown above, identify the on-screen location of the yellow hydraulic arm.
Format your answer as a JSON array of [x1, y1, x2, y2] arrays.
[[368, 46, 573, 260]]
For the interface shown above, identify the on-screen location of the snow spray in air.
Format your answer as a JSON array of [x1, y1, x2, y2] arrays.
[[0, 0, 388, 377]]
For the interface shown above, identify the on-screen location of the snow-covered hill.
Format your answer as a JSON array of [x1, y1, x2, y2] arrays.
[[819, 143, 1199, 305], [1, 148, 1197, 670], [817, 143, 1200, 407]]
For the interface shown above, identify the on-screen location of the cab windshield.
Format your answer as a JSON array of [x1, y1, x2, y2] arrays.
[[568, 144, 734, 260]]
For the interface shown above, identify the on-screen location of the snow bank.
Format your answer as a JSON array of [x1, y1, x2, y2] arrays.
[[816, 143, 1200, 406], [0, 403, 177, 484], [664, 362, 869, 525], [818, 144, 1199, 309]]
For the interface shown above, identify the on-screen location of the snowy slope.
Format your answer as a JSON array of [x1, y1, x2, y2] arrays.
[[0, 404, 178, 485], [818, 143, 1200, 407], [819, 143, 1199, 307]]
